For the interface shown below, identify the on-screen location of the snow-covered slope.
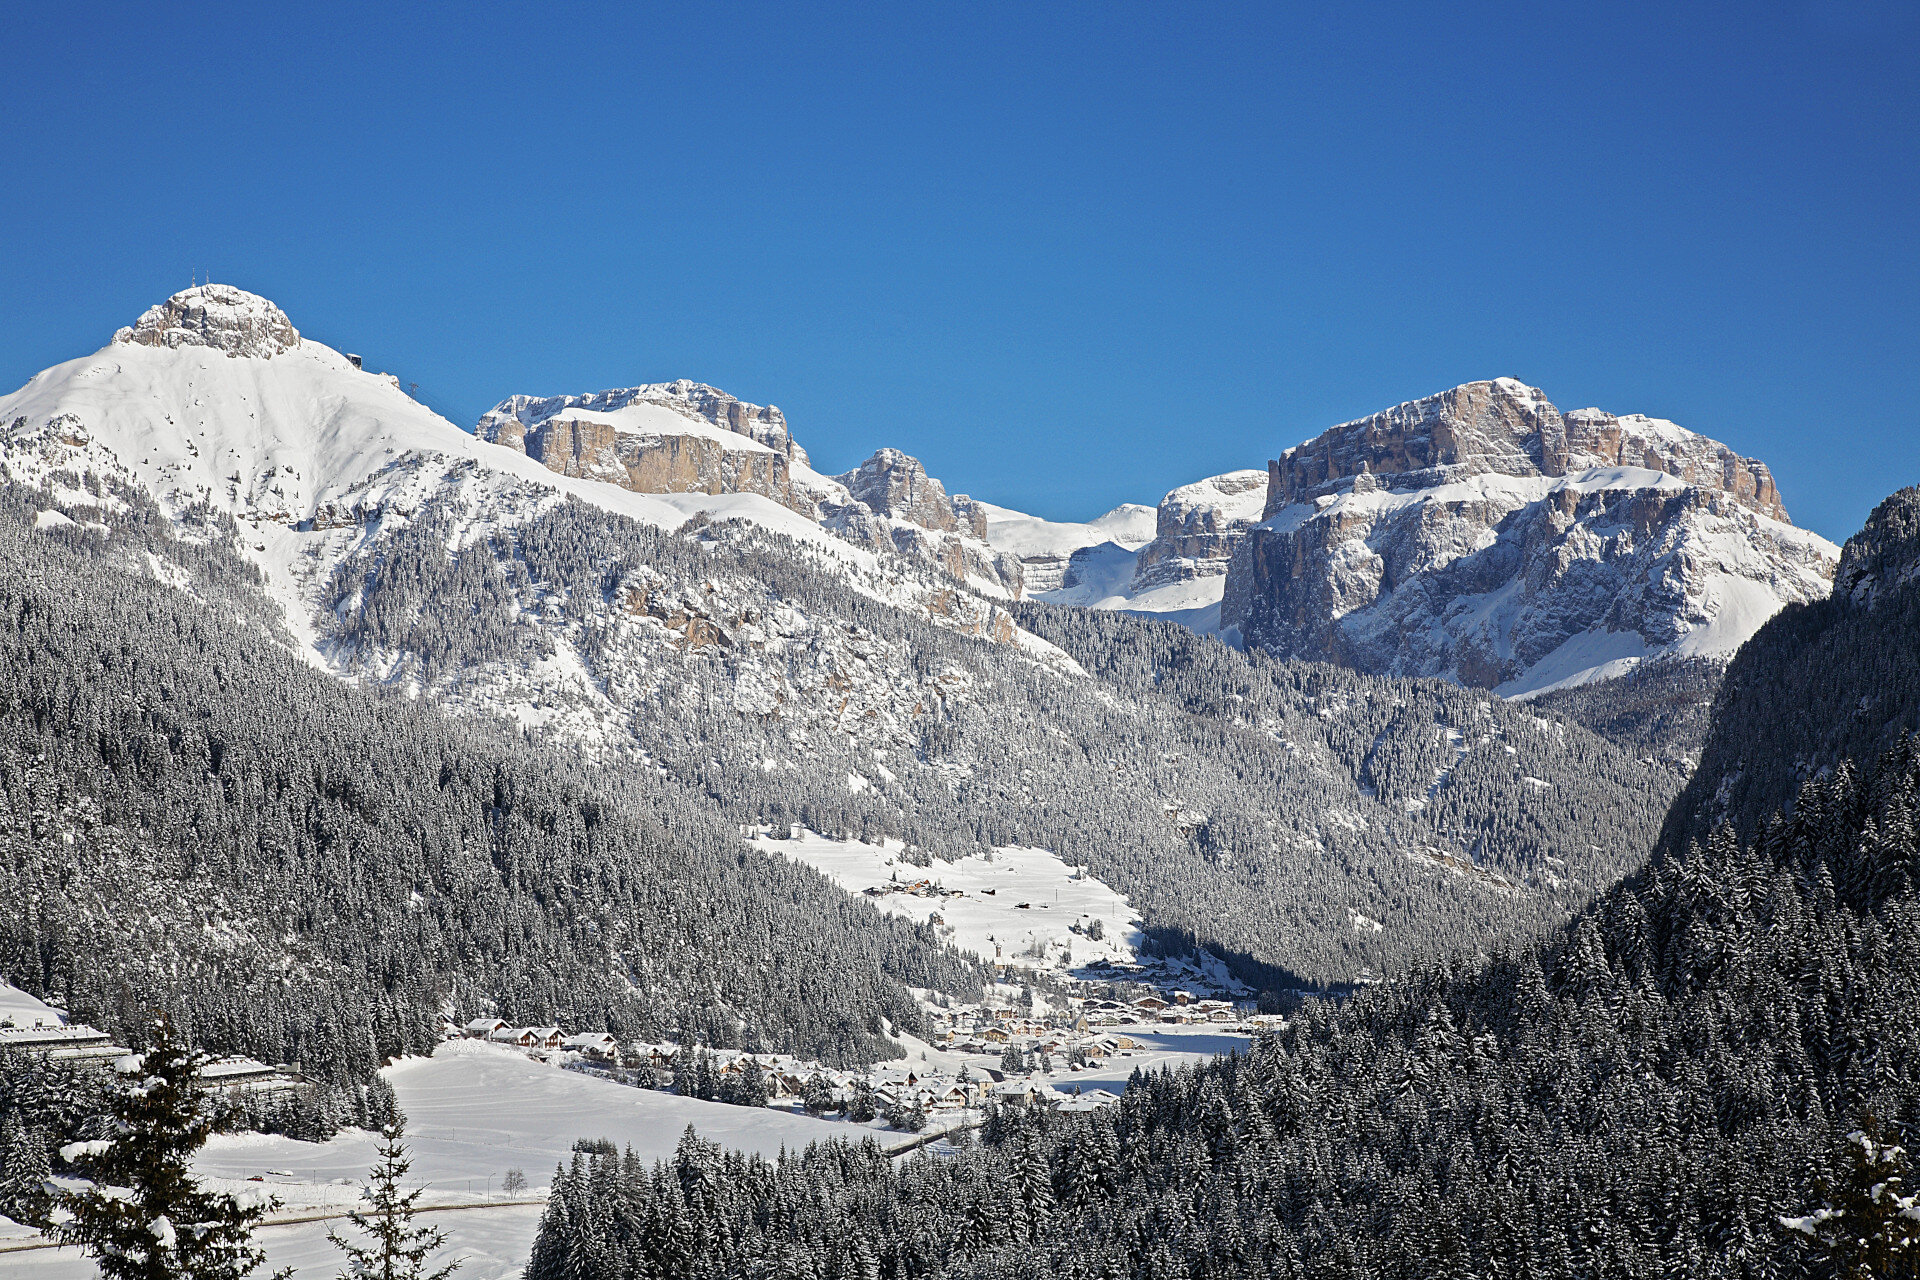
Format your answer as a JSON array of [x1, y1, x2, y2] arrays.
[[989, 473, 1269, 639], [1222, 379, 1838, 695], [0, 287, 1067, 672], [751, 830, 1143, 973], [0, 982, 64, 1028], [972, 499, 1157, 593]]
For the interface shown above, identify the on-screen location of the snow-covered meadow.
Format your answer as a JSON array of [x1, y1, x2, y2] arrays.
[[751, 829, 1143, 973], [0, 1040, 881, 1280]]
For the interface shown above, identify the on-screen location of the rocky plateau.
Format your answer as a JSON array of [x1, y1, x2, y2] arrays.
[[1221, 378, 1838, 694]]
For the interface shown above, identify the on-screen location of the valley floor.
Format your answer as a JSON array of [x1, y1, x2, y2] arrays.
[[0, 1032, 1251, 1278]]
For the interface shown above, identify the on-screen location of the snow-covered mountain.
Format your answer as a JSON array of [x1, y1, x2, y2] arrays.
[[968, 499, 1158, 592], [3, 291, 1835, 715], [475, 381, 813, 513], [0, 286, 1696, 993], [0, 286, 1049, 663], [1220, 378, 1838, 696], [975, 471, 1269, 636], [475, 385, 1024, 597]]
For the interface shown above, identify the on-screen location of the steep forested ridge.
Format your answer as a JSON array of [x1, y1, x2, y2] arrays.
[[1524, 653, 1721, 763], [1665, 486, 1920, 858], [0, 485, 978, 1080]]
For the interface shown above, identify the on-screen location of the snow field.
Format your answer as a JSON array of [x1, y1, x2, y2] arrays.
[[0, 984, 63, 1027], [0, 1040, 890, 1279], [751, 829, 1142, 973]]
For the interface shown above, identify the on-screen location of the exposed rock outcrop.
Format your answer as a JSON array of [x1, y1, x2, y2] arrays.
[[477, 393, 1023, 595], [481, 381, 805, 462], [1130, 470, 1268, 592], [807, 449, 1024, 597], [1834, 487, 1920, 610], [1264, 378, 1787, 521], [1224, 380, 1836, 694], [477, 383, 809, 513], [114, 285, 300, 359], [835, 449, 984, 536]]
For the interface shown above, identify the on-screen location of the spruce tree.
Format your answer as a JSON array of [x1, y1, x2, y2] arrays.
[[51, 1018, 288, 1280], [0, 1115, 51, 1224], [327, 1114, 460, 1280]]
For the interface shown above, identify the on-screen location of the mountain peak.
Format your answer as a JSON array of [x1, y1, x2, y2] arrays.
[[1834, 486, 1920, 611], [1269, 378, 1788, 523], [113, 284, 300, 359]]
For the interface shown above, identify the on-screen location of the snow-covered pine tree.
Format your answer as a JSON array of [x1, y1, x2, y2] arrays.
[[1779, 1120, 1920, 1277], [327, 1115, 459, 1280], [0, 1115, 51, 1224], [51, 1018, 288, 1280], [801, 1072, 835, 1116]]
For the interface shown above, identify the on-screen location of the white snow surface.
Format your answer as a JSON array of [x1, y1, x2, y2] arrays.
[[0, 1039, 889, 1279], [0, 1209, 545, 1280], [1031, 549, 1239, 642], [1158, 469, 1268, 525], [0, 982, 64, 1027], [194, 1041, 876, 1202], [971, 499, 1158, 560], [753, 830, 1142, 973]]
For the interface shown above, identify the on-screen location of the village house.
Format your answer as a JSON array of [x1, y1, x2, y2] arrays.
[[197, 1056, 302, 1097], [0, 1019, 123, 1065], [562, 1032, 619, 1060]]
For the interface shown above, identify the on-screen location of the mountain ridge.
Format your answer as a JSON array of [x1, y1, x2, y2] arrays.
[[0, 286, 1699, 996], [1222, 377, 1836, 695]]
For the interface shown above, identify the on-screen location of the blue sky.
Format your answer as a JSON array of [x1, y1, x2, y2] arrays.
[[3, 1, 1914, 540]]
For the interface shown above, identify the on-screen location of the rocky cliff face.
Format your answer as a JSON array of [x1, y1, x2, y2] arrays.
[[115, 284, 301, 359], [1223, 380, 1836, 694], [814, 449, 1024, 597], [1130, 470, 1268, 592], [1833, 487, 1920, 610], [1263, 378, 1787, 521], [476, 392, 1025, 596], [476, 382, 810, 513], [835, 448, 981, 536], [481, 381, 805, 462]]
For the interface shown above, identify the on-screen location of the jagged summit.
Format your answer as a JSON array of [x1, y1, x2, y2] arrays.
[[478, 381, 801, 463], [113, 284, 301, 360], [1268, 377, 1788, 523], [1225, 378, 1835, 694], [1834, 486, 1920, 610]]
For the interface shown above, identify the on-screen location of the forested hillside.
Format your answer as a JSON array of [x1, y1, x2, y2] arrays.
[[321, 492, 1683, 990], [528, 724, 1920, 1280], [1523, 654, 1721, 763], [0, 483, 979, 1082]]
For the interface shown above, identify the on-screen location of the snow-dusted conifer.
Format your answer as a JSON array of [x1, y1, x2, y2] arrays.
[[327, 1115, 459, 1280], [0, 1115, 51, 1223], [51, 1018, 287, 1280]]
